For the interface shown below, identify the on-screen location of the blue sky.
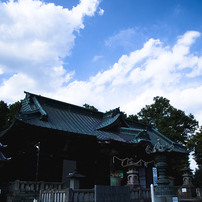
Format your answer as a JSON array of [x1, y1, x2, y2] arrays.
[[0, 0, 202, 169], [0, 0, 202, 119]]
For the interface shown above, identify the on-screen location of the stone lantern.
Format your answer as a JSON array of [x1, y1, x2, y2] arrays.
[[66, 169, 85, 189], [177, 164, 196, 199], [146, 139, 175, 202], [181, 164, 193, 186], [124, 158, 141, 189]]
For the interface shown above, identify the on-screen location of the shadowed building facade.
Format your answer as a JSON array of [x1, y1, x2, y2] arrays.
[[0, 92, 188, 191]]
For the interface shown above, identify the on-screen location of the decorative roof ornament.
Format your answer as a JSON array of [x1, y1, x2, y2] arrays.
[[67, 168, 85, 178], [145, 139, 174, 154], [0, 143, 7, 148], [0, 142, 11, 162]]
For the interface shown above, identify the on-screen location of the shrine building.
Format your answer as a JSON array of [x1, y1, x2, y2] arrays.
[[0, 91, 188, 190]]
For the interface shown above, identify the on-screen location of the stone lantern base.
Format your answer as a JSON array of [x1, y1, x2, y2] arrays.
[[155, 185, 174, 196], [178, 186, 196, 199], [154, 184, 175, 202], [154, 195, 176, 202]]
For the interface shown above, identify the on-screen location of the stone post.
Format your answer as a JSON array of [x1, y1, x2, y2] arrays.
[[65, 188, 73, 202], [40, 181, 44, 190], [14, 180, 20, 194]]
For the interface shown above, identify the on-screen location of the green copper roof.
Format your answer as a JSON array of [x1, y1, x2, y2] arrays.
[[9, 91, 188, 154]]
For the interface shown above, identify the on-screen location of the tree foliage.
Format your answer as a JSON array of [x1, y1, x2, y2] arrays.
[[0, 101, 9, 131], [127, 114, 138, 122], [0, 101, 20, 132], [135, 96, 198, 146], [188, 126, 202, 167], [83, 103, 98, 111], [193, 167, 202, 188]]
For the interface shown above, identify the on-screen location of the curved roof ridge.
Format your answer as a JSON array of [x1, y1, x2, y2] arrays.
[[95, 111, 131, 130], [118, 127, 145, 132], [96, 113, 120, 130], [24, 91, 103, 119], [32, 96, 48, 121]]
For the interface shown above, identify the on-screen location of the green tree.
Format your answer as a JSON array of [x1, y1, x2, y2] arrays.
[[0, 101, 20, 131], [134, 96, 198, 185], [136, 96, 198, 145], [4, 101, 20, 129], [127, 114, 138, 122], [191, 125, 202, 189], [189, 126, 202, 167], [83, 103, 98, 111], [0, 101, 9, 131], [193, 168, 202, 188]]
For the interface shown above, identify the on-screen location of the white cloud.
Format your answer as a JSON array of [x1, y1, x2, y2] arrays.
[[190, 152, 198, 172], [1, 5, 202, 130], [0, 66, 4, 75], [45, 31, 202, 126], [0, 0, 101, 101], [0, 73, 37, 102], [98, 7, 104, 15], [176, 31, 200, 46], [0, 0, 101, 73], [93, 55, 103, 62], [105, 28, 136, 48], [173, 5, 180, 16]]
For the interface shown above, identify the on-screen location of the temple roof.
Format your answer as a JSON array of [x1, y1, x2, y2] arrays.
[[0, 91, 188, 154]]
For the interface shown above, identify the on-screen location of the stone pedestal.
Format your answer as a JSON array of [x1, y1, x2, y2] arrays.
[[154, 196, 175, 202]]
